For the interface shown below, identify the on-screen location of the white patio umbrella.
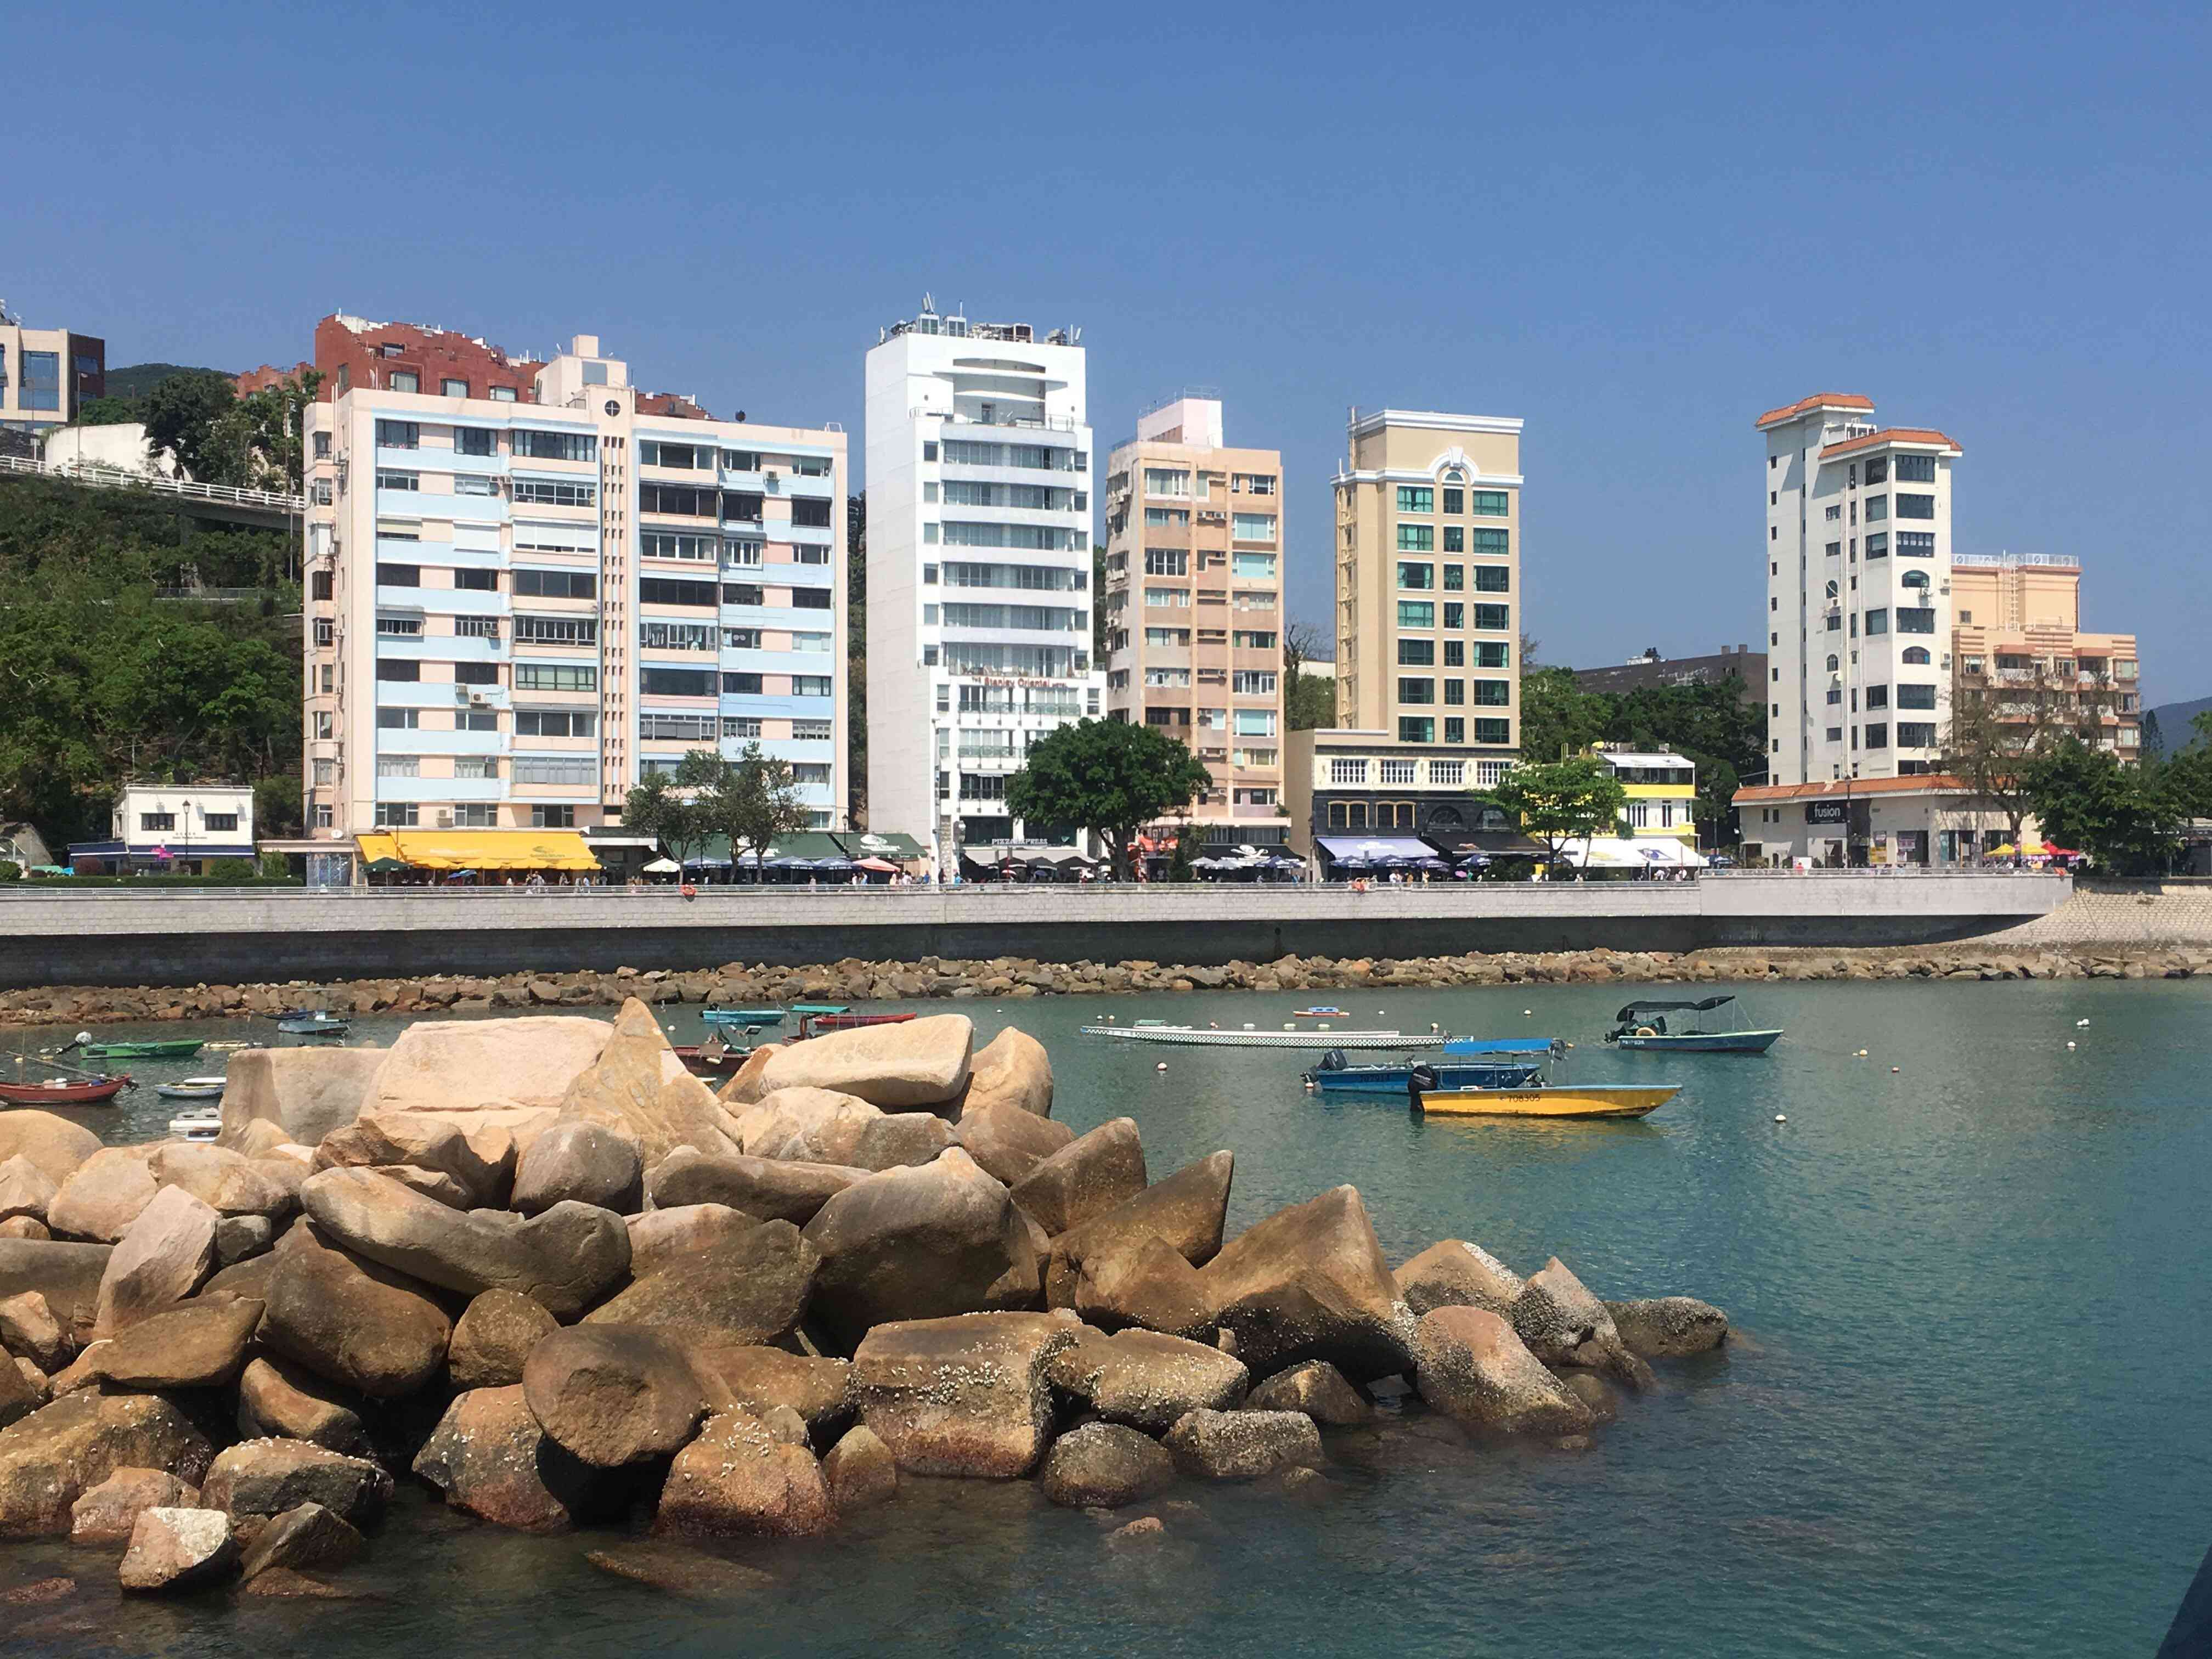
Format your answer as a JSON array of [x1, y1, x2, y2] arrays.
[[642, 856, 682, 874]]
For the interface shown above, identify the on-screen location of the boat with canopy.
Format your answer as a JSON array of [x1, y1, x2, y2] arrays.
[[1602, 996, 1783, 1053]]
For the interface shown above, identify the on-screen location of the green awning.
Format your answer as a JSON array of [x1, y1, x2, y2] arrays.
[[834, 831, 928, 860], [692, 832, 852, 864]]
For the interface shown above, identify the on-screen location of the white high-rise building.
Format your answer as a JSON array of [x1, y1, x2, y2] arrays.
[[865, 298, 1099, 872], [1758, 393, 1961, 787]]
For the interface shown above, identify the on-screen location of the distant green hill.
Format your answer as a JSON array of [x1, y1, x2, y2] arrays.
[[103, 362, 232, 400], [2145, 696, 2212, 755]]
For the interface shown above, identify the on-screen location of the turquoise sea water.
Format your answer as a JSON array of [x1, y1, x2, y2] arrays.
[[5, 978, 2209, 1656]]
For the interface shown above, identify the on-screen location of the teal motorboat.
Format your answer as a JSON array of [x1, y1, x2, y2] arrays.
[[701, 1007, 789, 1031], [1602, 996, 1783, 1054], [1304, 1036, 1556, 1096]]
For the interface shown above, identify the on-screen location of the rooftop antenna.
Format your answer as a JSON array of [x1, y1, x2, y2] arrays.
[[0, 297, 15, 326]]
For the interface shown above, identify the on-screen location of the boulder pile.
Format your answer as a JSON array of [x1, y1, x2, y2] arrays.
[[0, 1002, 1729, 1596]]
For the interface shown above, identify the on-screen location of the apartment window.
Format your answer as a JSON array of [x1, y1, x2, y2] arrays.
[[514, 663, 597, 691], [1144, 507, 1189, 528], [1441, 488, 1464, 515], [453, 569, 498, 592], [311, 432, 331, 461], [1470, 491, 1508, 516], [375, 708, 419, 731], [1233, 709, 1276, 736], [376, 420, 419, 449], [1231, 553, 1276, 579], [1864, 495, 1889, 523], [1896, 532, 1935, 558], [1474, 641, 1509, 668], [451, 662, 497, 688], [1397, 524, 1435, 552], [376, 756, 420, 777], [1231, 670, 1276, 695], [388, 371, 419, 394], [515, 615, 599, 646], [1440, 640, 1466, 668], [1865, 457, 1889, 486], [375, 659, 420, 681], [512, 479, 596, 507], [1396, 486, 1434, 514], [1471, 679, 1511, 707], [1866, 685, 1889, 710], [374, 804, 419, 827], [1865, 533, 1889, 559], [639, 577, 717, 607], [511, 569, 597, 599], [1397, 601, 1435, 629], [314, 712, 335, 740], [514, 710, 596, 738], [1144, 628, 1190, 648], [1398, 717, 1435, 743], [1895, 493, 1936, 520], [1398, 639, 1435, 665], [641, 532, 720, 562], [483, 386, 516, 402], [1144, 467, 1192, 498], [1442, 527, 1464, 554], [139, 811, 176, 832], [1864, 723, 1889, 748], [792, 497, 833, 528], [532, 806, 577, 828], [1897, 684, 1938, 710], [1470, 605, 1510, 631], [1397, 561, 1435, 590], [514, 430, 596, 462], [1472, 566, 1510, 593], [1897, 722, 1938, 748], [793, 675, 832, 697], [1896, 607, 1936, 634], [1144, 549, 1189, 577], [375, 470, 419, 492], [1470, 529, 1509, 555], [1895, 454, 1937, 483], [314, 618, 336, 646], [1328, 758, 1369, 785], [1231, 513, 1277, 543], [1398, 677, 1436, 706], [1235, 473, 1277, 495], [373, 616, 419, 637], [1443, 679, 1465, 705]]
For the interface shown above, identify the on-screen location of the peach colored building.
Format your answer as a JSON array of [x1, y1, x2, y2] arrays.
[[1951, 552, 2141, 757], [1102, 396, 1286, 845]]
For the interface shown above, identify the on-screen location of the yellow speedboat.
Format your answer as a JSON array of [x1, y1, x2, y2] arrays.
[[1414, 1083, 1680, 1120]]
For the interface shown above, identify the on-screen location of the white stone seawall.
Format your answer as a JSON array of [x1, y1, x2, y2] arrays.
[[0, 873, 2074, 992]]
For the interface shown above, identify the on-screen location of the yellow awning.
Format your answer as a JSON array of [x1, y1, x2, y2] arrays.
[[356, 830, 603, 872]]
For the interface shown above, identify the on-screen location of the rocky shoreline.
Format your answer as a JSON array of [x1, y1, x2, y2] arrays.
[[0, 1006, 1727, 1601], [3, 939, 2209, 1030]]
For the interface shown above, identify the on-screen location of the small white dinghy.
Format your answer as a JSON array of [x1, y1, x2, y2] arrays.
[[167, 1109, 221, 1141], [155, 1076, 227, 1101]]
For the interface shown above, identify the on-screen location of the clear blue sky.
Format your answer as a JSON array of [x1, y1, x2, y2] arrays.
[[10, 2, 2209, 702]]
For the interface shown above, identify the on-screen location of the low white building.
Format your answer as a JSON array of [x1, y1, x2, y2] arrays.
[[68, 783, 257, 874], [40, 422, 174, 478], [1734, 773, 2025, 868]]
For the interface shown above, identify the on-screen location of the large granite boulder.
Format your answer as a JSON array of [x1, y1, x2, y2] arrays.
[[759, 1014, 974, 1109], [1043, 1149, 1230, 1308], [1162, 1408, 1323, 1482], [735, 1086, 870, 1156], [237, 1500, 363, 1583], [850, 1311, 1078, 1478], [414, 1385, 596, 1533], [1009, 1117, 1146, 1237], [513, 1120, 644, 1216], [46, 1149, 158, 1243], [820, 1424, 896, 1511], [0, 1217, 49, 1242], [145, 1144, 296, 1221], [1508, 1259, 1655, 1390], [69, 1468, 201, 1544], [584, 1221, 816, 1346], [90, 1297, 261, 1390], [0, 1244, 110, 1346], [0, 1356, 37, 1429], [951, 1101, 1074, 1187], [559, 999, 737, 1163], [625, 1204, 757, 1278], [687, 1347, 851, 1441], [0, 1111, 100, 1189], [1246, 1360, 1373, 1425], [653, 1409, 834, 1539], [0, 1290, 71, 1372], [217, 1045, 389, 1151], [1198, 1186, 1412, 1383], [449, 1288, 561, 1390], [371, 1014, 613, 1114], [1604, 1296, 1729, 1358], [958, 1026, 1053, 1118], [714, 1043, 782, 1107], [201, 1438, 394, 1527], [312, 1112, 518, 1207], [1039, 1422, 1174, 1509], [1073, 1236, 1215, 1339], [0, 1391, 214, 1536], [647, 1148, 866, 1227], [0, 1156, 57, 1226], [119, 1506, 236, 1592], [235, 1357, 368, 1453], [94, 1185, 219, 1338], [1411, 1305, 1596, 1435], [258, 1222, 453, 1398], [802, 1150, 1045, 1351], [1046, 1328, 1249, 1434], [1393, 1239, 1526, 1317], [521, 1324, 708, 1469], [300, 1168, 629, 1319]]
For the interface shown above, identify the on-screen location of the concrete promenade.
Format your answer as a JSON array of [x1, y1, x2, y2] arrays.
[[0, 872, 2071, 990]]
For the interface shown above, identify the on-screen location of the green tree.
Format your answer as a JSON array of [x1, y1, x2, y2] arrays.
[[685, 744, 811, 877], [1006, 719, 1211, 879], [1518, 665, 1610, 764], [1166, 826, 1199, 883], [1487, 754, 1628, 867], [236, 369, 325, 493], [2022, 739, 2181, 873], [1943, 665, 2073, 851], [74, 394, 143, 428], [1283, 620, 1335, 731], [619, 769, 704, 869], [143, 370, 247, 484], [253, 775, 303, 839]]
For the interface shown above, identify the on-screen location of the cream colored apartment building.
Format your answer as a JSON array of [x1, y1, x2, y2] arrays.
[[1103, 396, 1286, 842], [1331, 409, 1522, 760], [1951, 552, 2141, 756], [0, 311, 104, 433]]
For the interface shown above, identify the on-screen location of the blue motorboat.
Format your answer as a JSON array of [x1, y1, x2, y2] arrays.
[[1304, 1036, 1558, 1096], [701, 1007, 789, 1031], [1602, 996, 1783, 1054]]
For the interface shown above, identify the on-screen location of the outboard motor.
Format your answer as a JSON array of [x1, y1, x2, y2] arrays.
[[1407, 1063, 1440, 1099], [1317, 1048, 1348, 1073]]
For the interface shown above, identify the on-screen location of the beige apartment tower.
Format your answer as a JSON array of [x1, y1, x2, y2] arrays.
[[1951, 552, 2141, 756], [1102, 397, 1286, 842], [1333, 409, 1522, 758]]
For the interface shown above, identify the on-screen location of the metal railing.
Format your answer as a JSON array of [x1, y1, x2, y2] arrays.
[[0, 452, 304, 513]]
